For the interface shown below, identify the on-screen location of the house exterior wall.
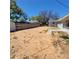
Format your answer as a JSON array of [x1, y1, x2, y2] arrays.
[[48, 19, 56, 27], [64, 20, 69, 28], [48, 15, 69, 29], [57, 23, 64, 29], [10, 21, 16, 31], [48, 21, 57, 27]]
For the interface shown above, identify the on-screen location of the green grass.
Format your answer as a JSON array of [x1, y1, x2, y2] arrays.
[[51, 31, 69, 45], [60, 36, 69, 39], [60, 35, 69, 44]]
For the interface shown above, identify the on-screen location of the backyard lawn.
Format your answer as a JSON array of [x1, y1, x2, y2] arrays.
[[10, 26, 69, 59]]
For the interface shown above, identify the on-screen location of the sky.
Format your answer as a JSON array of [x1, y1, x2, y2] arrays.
[[16, 0, 69, 18]]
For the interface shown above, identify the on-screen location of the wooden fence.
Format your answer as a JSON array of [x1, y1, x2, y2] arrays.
[[15, 23, 40, 30]]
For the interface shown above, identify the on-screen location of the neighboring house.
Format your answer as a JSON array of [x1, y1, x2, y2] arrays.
[[48, 19, 57, 27], [57, 15, 69, 29], [48, 15, 69, 29], [10, 20, 16, 31]]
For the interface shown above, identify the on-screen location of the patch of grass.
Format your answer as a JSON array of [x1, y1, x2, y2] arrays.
[[43, 29, 48, 33], [60, 36, 69, 39], [51, 31, 69, 45], [60, 36, 69, 44], [40, 29, 48, 33]]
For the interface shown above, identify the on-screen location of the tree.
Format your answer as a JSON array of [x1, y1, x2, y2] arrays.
[[10, 0, 28, 22], [48, 11, 59, 20], [30, 16, 42, 24], [30, 10, 59, 25], [39, 11, 48, 25], [38, 10, 59, 25]]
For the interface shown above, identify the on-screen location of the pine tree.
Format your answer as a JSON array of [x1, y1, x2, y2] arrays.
[[10, 0, 27, 22]]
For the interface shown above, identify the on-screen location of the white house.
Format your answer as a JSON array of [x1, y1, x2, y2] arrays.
[[57, 15, 69, 29], [48, 15, 69, 29]]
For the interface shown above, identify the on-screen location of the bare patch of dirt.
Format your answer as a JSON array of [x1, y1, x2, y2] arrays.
[[10, 26, 69, 59]]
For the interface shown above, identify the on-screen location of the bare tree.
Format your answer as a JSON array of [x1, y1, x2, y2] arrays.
[[38, 10, 59, 25]]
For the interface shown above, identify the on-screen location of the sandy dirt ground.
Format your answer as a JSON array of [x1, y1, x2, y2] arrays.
[[10, 26, 69, 59]]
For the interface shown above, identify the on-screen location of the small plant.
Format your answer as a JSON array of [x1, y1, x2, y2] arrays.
[[40, 29, 48, 33], [13, 36, 18, 39], [39, 31, 42, 33], [43, 29, 48, 32], [12, 45, 14, 48]]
